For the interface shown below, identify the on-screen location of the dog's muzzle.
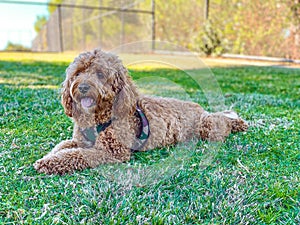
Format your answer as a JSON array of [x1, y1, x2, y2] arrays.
[[78, 83, 90, 94]]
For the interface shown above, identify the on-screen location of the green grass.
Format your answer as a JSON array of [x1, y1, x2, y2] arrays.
[[0, 54, 299, 224]]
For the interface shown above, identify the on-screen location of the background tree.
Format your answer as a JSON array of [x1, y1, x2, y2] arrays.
[[5, 42, 31, 51], [48, 0, 63, 14], [34, 15, 47, 33], [287, 0, 300, 58]]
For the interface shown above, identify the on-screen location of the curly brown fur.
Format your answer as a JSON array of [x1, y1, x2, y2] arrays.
[[34, 49, 248, 175]]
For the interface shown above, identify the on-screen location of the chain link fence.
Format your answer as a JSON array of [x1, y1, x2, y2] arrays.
[[31, 0, 154, 52], [1, 0, 300, 59]]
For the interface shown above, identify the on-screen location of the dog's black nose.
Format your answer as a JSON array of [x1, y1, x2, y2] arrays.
[[78, 83, 90, 94]]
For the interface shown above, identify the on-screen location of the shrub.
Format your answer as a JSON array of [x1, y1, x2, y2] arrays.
[[194, 21, 227, 56]]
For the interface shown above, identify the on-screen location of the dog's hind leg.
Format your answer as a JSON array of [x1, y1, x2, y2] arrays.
[[198, 111, 248, 142]]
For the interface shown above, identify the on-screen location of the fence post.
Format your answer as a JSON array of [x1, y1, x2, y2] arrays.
[[120, 0, 125, 49], [57, 4, 64, 52], [151, 0, 155, 51], [204, 0, 209, 20], [99, 0, 103, 47]]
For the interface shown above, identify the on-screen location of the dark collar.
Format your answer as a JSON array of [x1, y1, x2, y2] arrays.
[[131, 105, 150, 152], [80, 105, 150, 151], [80, 120, 112, 144]]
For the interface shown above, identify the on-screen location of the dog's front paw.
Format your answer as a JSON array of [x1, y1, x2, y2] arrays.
[[34, 150, 89, 175], [34, 155, 62, 175]]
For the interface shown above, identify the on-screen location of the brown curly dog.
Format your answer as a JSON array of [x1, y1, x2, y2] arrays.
[[34, 49, 248, 175]]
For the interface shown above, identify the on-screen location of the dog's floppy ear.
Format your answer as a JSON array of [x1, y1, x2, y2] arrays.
[[61, 78, 73, 117], [113, 72, 138, 119]]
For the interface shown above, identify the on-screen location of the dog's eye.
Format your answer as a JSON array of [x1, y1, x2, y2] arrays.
[[97, 72, 104, 79]]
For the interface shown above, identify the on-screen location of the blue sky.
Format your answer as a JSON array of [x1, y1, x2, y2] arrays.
[[0, 0, 49, 50]]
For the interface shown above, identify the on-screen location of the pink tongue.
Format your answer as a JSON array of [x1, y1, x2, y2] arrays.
[[81, 97, 94, 108]]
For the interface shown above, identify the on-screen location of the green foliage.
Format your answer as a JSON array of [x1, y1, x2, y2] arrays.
[[290, 1, 300, 25], [48, 0, 63, 14], [194, 21, 226, 56], [194, 0, 292, 57], [0, 55, 300, 224], [34, 15, 47, 33], [4, 42, 31, 51], [156, 0, 204, 48], [155, 0, 299, 57]]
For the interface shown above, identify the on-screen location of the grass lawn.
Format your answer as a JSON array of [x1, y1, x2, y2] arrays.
[[0, 52, 299, 224]]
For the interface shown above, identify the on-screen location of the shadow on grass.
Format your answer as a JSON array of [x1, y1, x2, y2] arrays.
[[0, 60, 69, 88], [2, 59, 299, 98]]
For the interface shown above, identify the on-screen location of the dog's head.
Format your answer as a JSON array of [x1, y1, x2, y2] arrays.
[[62, 49, 137, 122]]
